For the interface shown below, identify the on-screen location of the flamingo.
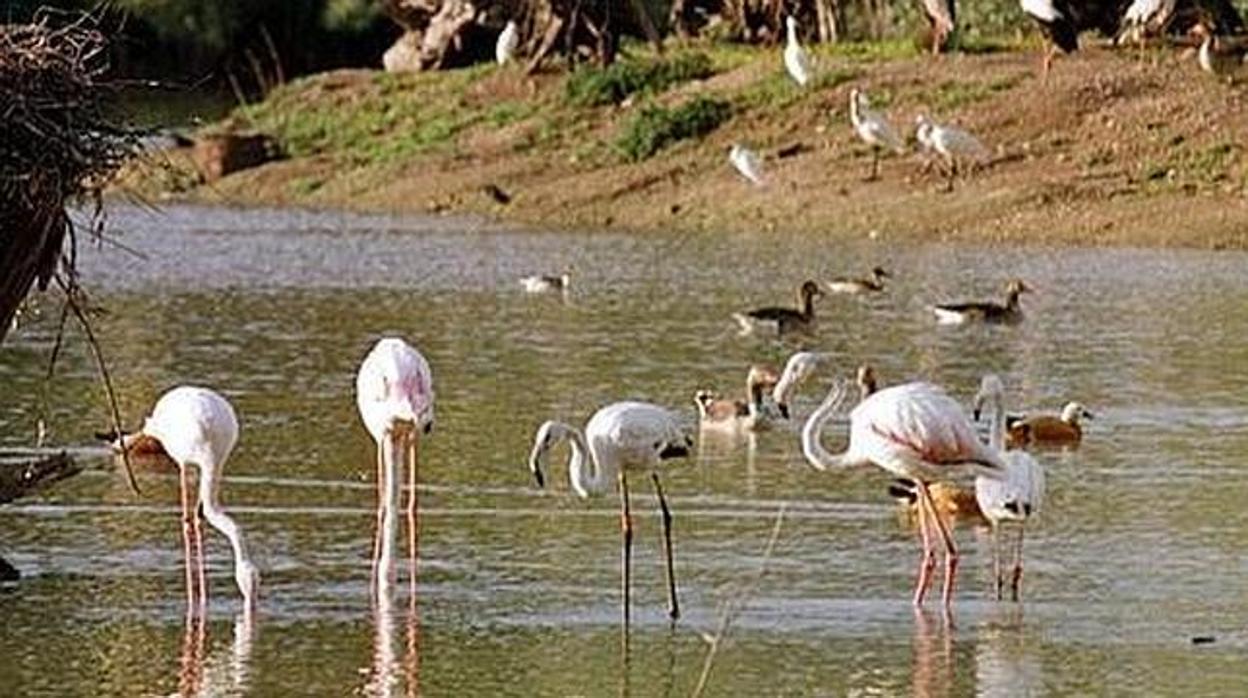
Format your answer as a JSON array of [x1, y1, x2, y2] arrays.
[[133, 386, 258, 613], [496, 20, 520, 66], [356, 338, 435, 588], [849, 88, 904, 181], [772, 351, 835, 418], [921, 0, 958, 53], [972, 375, 1046, 601], [729, 143, 765, 186], [528, 401, 693, 624], [802, 378, 1005, 606], [783, 16, 812, 87]]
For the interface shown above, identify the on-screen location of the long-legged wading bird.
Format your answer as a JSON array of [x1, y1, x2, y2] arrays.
[[134, 386, 258, 613], [932, 279, 1029, 325], [784, 15, 812, 86], [528, 401, 693, 624], [850, 89, 904, 181], [733, 280, 823, 336], [802, 378, 1005, 606], [1117, 0, 1176, 53], [729, 143, 765, 186], [772, 350, 835, 417], [973, 375, 1045, 601], [921, 0, 958, 54], [357, 338, 435, 586], [496, 20, 519, 66], [915, 115, 990, 191]]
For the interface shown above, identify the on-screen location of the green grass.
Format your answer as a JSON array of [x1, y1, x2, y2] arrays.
[[927, 74, 1022, 110], [616, 96, 732, 161], [564, 52, 716, 107]]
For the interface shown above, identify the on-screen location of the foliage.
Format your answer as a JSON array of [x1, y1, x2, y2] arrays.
[[616, 96, 731, 161], [565, 52, 715, 107]]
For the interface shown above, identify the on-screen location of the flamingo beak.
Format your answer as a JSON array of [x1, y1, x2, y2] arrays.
[[777, 402, 791, 419]]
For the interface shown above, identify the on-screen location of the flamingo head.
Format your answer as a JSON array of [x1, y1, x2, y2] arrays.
[[972, 374, 1005, 421], [528, 420, 573, 488], [772, 351, 834, 418], [693, 389, 718, 418]]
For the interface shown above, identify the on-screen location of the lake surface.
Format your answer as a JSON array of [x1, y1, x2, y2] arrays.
[[2, 204, 1247, 696]]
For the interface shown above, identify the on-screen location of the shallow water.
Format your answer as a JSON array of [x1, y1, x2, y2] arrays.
[[2, 204, 1248, 695]]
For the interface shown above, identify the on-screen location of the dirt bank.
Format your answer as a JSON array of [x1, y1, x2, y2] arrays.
[[126, 42, 1248, 250]]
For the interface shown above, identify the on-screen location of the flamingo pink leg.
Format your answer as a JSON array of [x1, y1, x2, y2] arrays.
[[371, 441, 386, 595], [192, 493, 206, 612], [917, 483, 960, 607], [179, 465, 199, 612], [912, 486, 937, 606], [406, 432, 419, 599]]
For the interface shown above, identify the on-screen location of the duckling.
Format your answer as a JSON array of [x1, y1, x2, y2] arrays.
[[520, 267, 572, 293], [695, 365, 782, 431], [1006, 401, 1093, 448], [932, 279, 1029, 325], [827, 267, 890, 295], [733, 280, 823, 336], [888, 478, 987, 531]]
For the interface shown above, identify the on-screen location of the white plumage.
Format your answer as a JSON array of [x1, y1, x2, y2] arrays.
[[496, 20, 520, 66], [771, 351, 835, 418], [1119, 0, 1175, 44], [729, 143, 765, 186], [783, 15, 812, 87], [916, 114, 990, 189], [1020, 0, 1061, 24], [850, 88, 904, 180], [972, 374, 1045, 601], [803, 378, 1005, 607], [519, 272, 571, 293], [141, 386, 258, 611]]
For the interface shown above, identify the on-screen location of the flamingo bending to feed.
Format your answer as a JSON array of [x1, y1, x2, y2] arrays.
[[694, 364, 782, 431], [973, 375, 1046, 600], [802, 378, 1005, 606], [528, 401, 693, 624], [357, 338, 435, 586], [772, 351, 835, 418], [132, 386, 258, 612]]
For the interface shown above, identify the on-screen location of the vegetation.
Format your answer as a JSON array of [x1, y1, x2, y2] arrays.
[[565, 52, 715, 107], [616, 96, 731, 161]]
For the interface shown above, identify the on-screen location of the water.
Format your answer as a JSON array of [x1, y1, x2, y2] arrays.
[[2, 204, 1247, 695]]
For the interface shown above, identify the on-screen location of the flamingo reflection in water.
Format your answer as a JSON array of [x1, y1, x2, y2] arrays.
[[178, 611, 255, 697]]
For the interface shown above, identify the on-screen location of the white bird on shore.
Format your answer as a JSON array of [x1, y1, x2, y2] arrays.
[[783, 15, 812, 87], [849, 88, 904, 181], [802, 378, 1006, 607], [496, 20, 520, 66], [729, 143, 765, 186], [1019, 0, 1079, 80], [972, 375, 1045, 601], [528, 401, 692, 624], [915, 114, 990, 190], [1118, 0, 1176, 51]]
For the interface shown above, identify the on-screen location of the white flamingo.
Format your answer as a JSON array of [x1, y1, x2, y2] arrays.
[[528, 401, 692, 623], [850, 88, 904, 180], [135, 386, 258, 613], [783, 15, 812, 87], [915, 114, 990, 191], [802, 378, 1005, 606], [356, 338, 435, 586], [729, 143, 765, 186], [496, 20, 520, 66], [772, 351, 835, 418], [972, 375, 1045, 601]]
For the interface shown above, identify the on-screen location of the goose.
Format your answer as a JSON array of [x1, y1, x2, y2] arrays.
[[694, 364, 783, 431], [889, 479, 987, 531], [827, 266, 890, 294], [729, 143, 765, 186], [783, 15, 812, 87], [915, 114, 990, 191], [932, 279, 1029, 325], [520, 268, 571, 293], [732, 280, 823, 336], [1006, 401, 1093, 448], [849, 89, 904, 181]]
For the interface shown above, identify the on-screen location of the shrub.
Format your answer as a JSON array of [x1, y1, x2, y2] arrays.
[[565, 52, 715, 107], [616, 96, 731, 161]]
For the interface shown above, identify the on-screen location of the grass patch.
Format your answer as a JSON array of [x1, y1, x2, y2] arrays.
[[616, 96, 731, 161], [1186, 141, 1239, 183], [565, 52, 715, 107], [927, 75, 1021, 110]]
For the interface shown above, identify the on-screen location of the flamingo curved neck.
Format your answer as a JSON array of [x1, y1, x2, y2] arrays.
[[197, 463, 255, 602], [801, 386, 852, 470], [564, 427, 609, 497], [984, 392, 1006, 452]]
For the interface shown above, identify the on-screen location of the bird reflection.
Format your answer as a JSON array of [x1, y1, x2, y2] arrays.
[[974, 606, 1042, 698], [363, 477, 421, 697], [177, 611, 254, 697], [910, 608, 955, 698]]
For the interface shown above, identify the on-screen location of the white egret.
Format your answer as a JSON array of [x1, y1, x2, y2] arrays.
[[783, 15, 812, 87], [729, 143, 766, 186], [496, 20, 520, 66]]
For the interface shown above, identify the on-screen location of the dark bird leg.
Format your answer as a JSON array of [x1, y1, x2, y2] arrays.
[[869, 147, 881, 181], [619, 470, 633, 631], [650, 472, 679, 621], [992, 524, 1004, 601], [1010, 525, 1026, 602], [943, 160, 956, 193]]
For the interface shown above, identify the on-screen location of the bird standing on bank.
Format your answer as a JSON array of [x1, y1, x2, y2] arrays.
[[729, 143, 766, 186], [915, 115, 990, 191], [784, 15, 812, 87], [528, 401, 692, 625], [921, 0, 958, 54], [850, 89, 904, 181], [496, 20, 520, 66]]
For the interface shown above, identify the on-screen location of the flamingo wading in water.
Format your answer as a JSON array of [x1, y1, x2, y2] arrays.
[[133, 386, 258, 613], [357, 338, 435, 587], [802, 378, 1005, 606], [528, 401, 693, 624]]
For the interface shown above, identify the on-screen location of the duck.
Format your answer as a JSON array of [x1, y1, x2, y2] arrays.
[[931, 279, 1029, 325], [732, 280, 823, 336], [694, 365, 783, 431], [520, 268, 571, 293], [95, 428, 179, 472], [888, 478, 987, 532], [1006, 401, 1093, 448], [827, 266, 890, 294]]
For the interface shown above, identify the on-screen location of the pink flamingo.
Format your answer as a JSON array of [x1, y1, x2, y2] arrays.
[[802, 379, 1005, 607], [356, 338, 435, 586], [134, 386, 258, 613]]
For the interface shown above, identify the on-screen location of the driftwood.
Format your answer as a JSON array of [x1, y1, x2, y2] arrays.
[[0, 451, 81, 581], [0, 14, 138, 345]]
